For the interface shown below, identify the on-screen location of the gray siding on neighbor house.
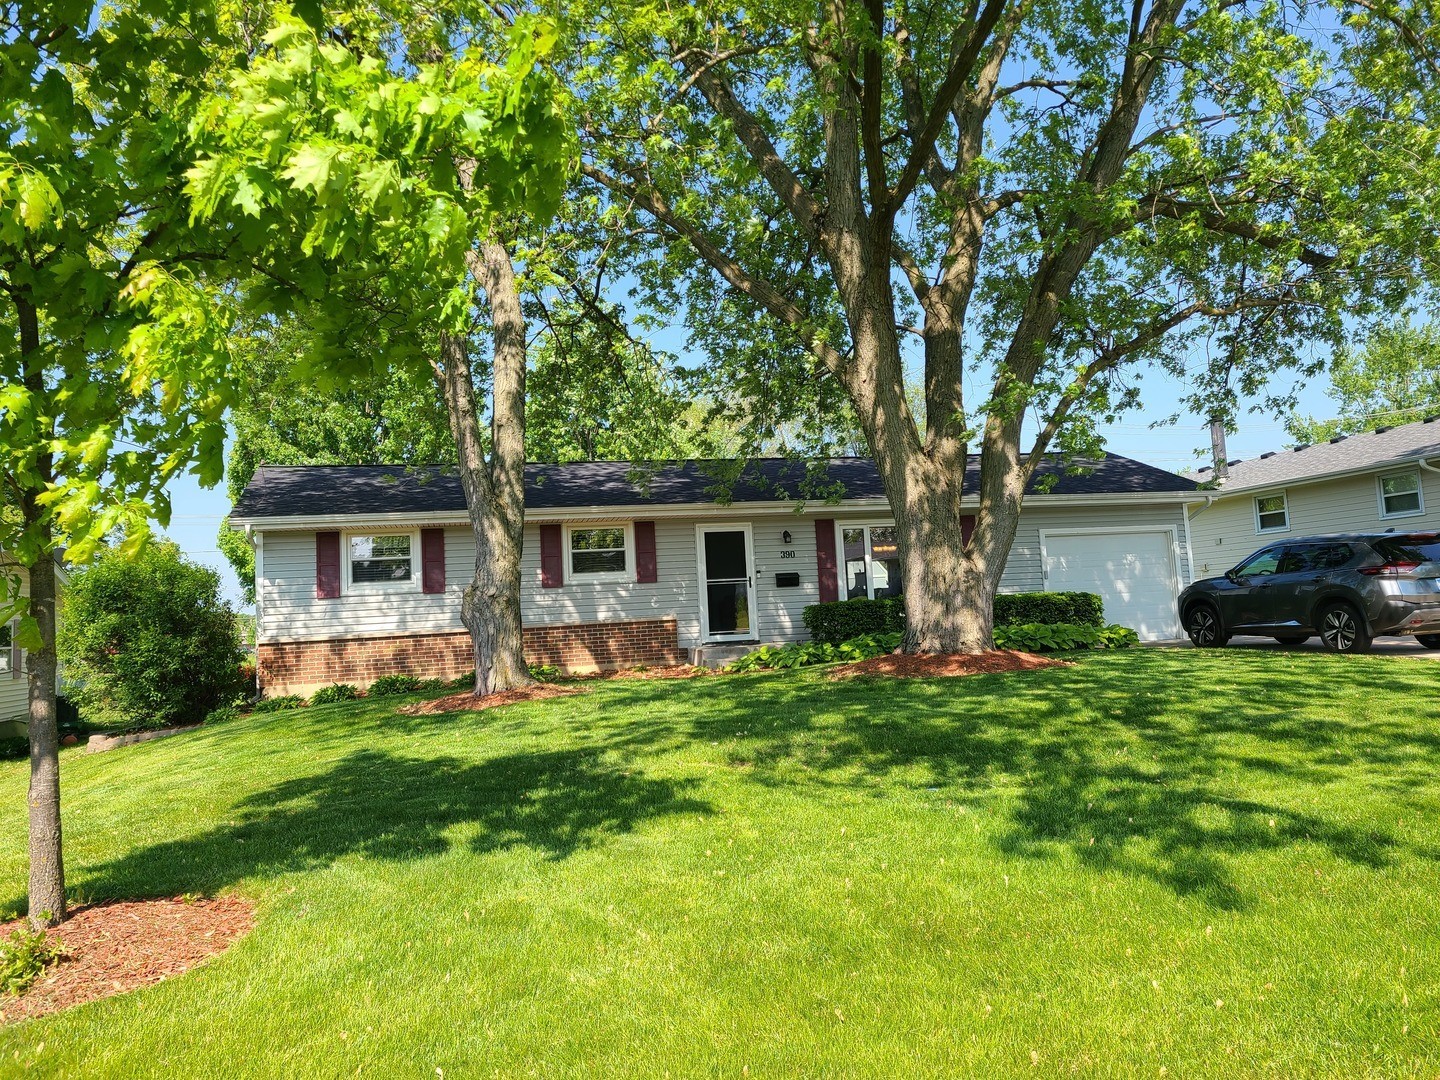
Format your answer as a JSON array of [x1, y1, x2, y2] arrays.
[[255, 499, 1195, 650], [1186, 466, 1440, 578], [0, 566, 31, 723]]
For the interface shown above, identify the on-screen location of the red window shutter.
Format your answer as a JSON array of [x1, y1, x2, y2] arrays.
[[815, 518, 839, 603], [635, 521, 658, 583], [421, 528, 446, 594], [961, 515, 976, 547], [315, 531, 341, 599], [539, 523, 563, 588]]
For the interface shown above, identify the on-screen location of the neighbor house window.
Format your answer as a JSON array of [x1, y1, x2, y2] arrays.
[[568, 525, 629, 578], [1254, 493, 1289, 533], [348, 533, 415, 586], [841, 524, 903, 600], [0, 623, 10, 675], [1378, 471, 1424, 518]]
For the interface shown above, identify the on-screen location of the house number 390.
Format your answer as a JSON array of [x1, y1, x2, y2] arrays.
[[779, 549, 796, 558]]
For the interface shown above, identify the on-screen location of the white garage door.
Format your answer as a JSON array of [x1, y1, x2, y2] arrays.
[[1041, 530, 1181, 641]]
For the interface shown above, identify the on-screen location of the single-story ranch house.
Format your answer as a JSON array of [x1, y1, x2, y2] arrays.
[[1186, 416, 1440, 577], [231, 456, 1203, 696]]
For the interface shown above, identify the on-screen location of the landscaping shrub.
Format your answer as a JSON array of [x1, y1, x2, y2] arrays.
[[203, 706, 241, 725], [530, 664, 561, 683], [308, 683, 361, 706], [992, 591, 1104, 629], [417, 678, 450, 695], [252, 695, 305, 714], [802, 597, 905, 644], [368, 674, 421, 697], [447, 671, 477, 691], [993, 622, 1139, 652], [0, 927, 63, 995], [802, 591, 1105, 644], [58, 542, 246, 731]]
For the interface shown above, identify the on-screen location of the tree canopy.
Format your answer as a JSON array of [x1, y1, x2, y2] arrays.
[[1287, 321, 1440, 443]]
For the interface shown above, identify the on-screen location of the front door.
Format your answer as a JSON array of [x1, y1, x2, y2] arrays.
[[699, 526, 757, 641]]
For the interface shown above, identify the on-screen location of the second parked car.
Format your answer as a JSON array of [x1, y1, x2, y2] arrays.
[[1177, 532, 1440, 653]]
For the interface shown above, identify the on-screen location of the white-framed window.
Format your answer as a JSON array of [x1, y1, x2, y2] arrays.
[[840, 522, 903, 600], [345, 531, 419, 592], [1254, 493, 1289, 534], [0, 622, 11, 675], [566, 524, 632, 582], [1378, 470, 1424, 519]]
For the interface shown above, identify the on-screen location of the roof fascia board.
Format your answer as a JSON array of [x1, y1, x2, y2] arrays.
[[231, 490, 1202, 532]]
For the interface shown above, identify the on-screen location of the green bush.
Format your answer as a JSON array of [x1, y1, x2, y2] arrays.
[[0, 927, 63, 996], [308, 683, 361, 706], [447, 671, 477, 691], [417, 678, 450, 695], [529, 664, 561, 683], [203, 706, 240, 725], [58, 542, 246, 732], [368, 674, 421, 697], [801, 597, 905, 645], [253, 694, 305, 713], [993, 622, 1139, 653], [802, 591, 1105, 645], [993, 592, 1104, 628]]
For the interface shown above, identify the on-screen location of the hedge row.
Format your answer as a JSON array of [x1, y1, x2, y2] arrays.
[[801, 591, 1105, 645]]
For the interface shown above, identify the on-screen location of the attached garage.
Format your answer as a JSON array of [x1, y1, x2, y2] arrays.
[[1040, 528, 1183, 640]]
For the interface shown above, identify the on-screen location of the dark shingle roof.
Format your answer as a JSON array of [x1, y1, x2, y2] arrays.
[[1188, 415, 1440, 491], [231, 455, 1197, 521]]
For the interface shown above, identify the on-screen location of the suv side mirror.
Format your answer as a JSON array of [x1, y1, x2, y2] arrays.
[[1225, 569, 1242, 585]]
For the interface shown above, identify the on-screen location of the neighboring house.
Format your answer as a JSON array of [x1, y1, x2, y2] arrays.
[[0, 554, 68, 727], [1187, 416, 1440, 577], [231, 456, 1203, 696]]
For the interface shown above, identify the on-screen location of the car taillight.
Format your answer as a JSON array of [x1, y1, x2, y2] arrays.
[[1359, 562, 1422, 576]]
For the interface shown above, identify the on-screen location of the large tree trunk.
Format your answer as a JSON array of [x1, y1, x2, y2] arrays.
[[16, 297, 64, 927], [434, 238, 534, 697]]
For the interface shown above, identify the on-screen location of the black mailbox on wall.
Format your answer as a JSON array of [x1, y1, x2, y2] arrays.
[[775, 572, 801, 588]]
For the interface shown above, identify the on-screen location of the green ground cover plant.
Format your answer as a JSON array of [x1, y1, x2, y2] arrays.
[[0, 651, 1436, 1076]]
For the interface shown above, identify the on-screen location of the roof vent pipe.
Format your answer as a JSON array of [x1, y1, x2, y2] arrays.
[[1208, 418, 1229, 481]]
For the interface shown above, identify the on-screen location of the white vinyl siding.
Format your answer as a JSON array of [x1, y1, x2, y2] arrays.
[[1187, 466, 1440, 578], [255, 501, 1196, 649]]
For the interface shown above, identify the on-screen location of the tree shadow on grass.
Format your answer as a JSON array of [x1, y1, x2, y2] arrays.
[[591, 652, 1440, 910], [65, 747, 712, 902]]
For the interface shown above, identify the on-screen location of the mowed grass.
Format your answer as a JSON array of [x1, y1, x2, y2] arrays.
[[0, 651, 1437, 1077]]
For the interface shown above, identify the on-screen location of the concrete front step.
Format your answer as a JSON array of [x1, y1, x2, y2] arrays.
[[692, 642, 772, 669]]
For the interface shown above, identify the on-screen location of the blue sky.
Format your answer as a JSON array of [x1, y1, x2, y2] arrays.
[[158, 357, 1331, 614]]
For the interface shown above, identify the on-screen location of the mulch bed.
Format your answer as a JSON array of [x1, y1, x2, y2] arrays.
[[0, 895, 254, 1023], [397, 683, 583, 716], [829, 649, 1069, 679], [589, 665, 719, 681]]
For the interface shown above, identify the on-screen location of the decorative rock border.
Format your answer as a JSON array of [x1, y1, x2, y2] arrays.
[[86, 723, 202, 754]]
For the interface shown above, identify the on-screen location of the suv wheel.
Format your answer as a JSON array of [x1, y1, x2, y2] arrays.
[[1319, 603, 1372, 654], [1185, 604, 1227, 648], [1416, 634, 1440, 649]]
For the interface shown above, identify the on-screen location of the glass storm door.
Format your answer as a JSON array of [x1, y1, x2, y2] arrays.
[[700, 527, 756, 640]]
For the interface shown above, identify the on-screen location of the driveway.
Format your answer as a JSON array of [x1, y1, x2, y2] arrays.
[[1150, 635, 1440, 657]]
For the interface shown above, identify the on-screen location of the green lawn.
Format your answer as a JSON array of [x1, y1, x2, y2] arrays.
[[0, 651, 1437, 1077]]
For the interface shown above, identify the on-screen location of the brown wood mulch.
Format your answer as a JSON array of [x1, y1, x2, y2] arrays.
[[0, 895, 254, 1023], [828, 649, 1069, 679], [397, 683, 583, 716]]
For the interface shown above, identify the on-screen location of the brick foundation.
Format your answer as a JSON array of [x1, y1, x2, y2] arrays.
[[256, 617, 687, 697]]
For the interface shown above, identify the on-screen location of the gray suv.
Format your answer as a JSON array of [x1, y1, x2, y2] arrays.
[[1178, 532, 1440, 653]]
